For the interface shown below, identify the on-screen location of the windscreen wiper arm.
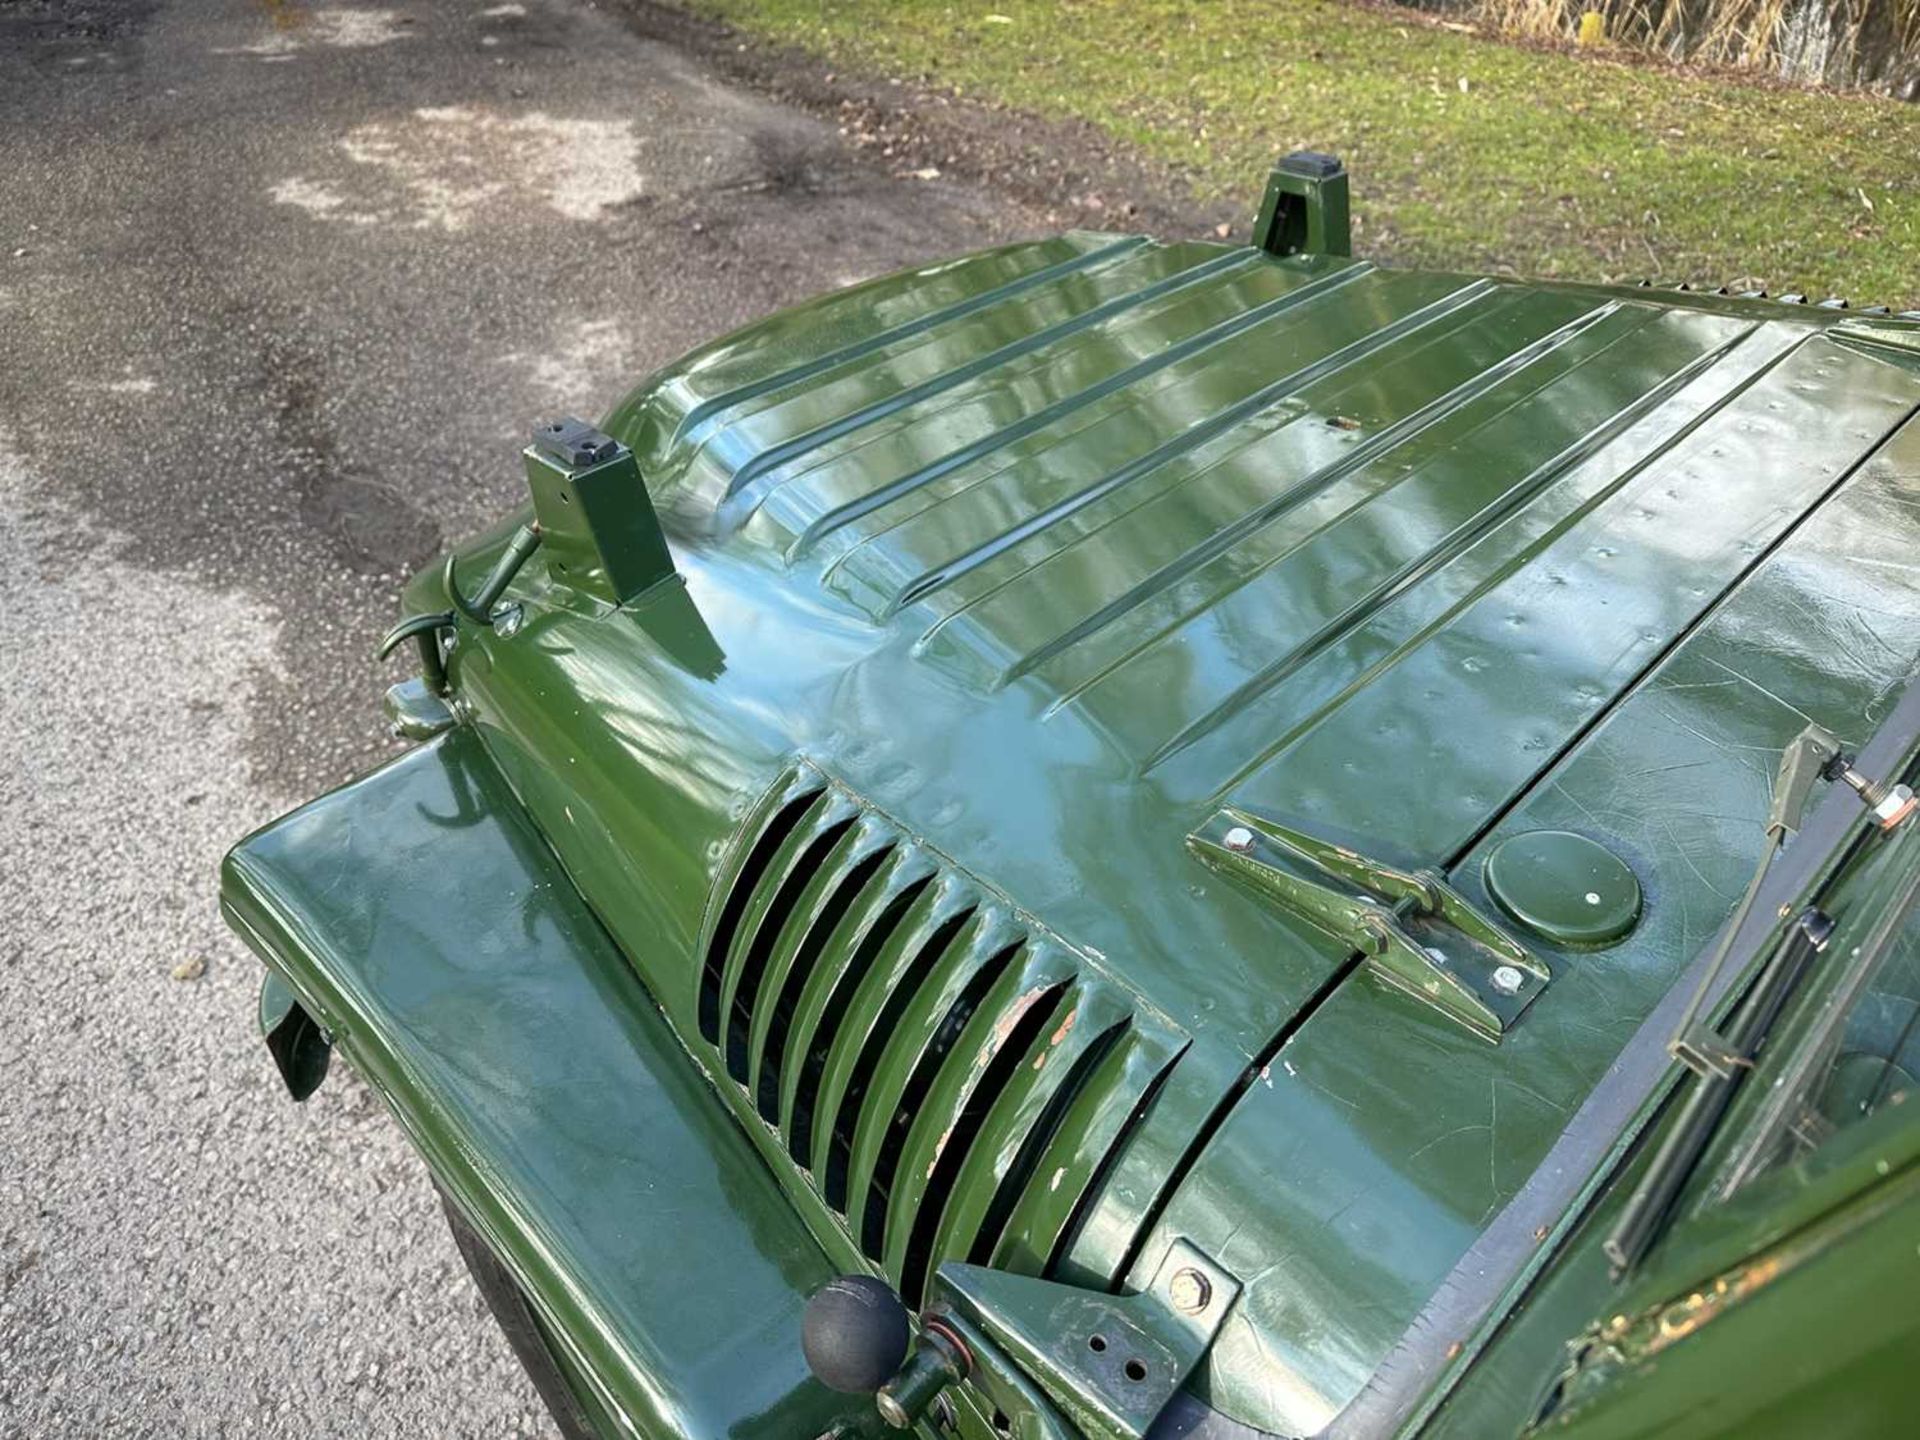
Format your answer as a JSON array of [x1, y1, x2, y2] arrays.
[[1603, 725, 1916, 1276]]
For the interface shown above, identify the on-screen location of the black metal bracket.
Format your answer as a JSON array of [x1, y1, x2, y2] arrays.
[[259, 971, 331, 1102]]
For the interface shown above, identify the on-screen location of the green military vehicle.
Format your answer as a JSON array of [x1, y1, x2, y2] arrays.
[[223, 155, 1920, 1439]]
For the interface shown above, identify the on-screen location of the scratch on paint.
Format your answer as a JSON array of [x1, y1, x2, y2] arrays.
[[1697, 655, 1817, 726], [1656, 814, 1735, 902], [1488, 1078, 1500, 1198], [1407, 1123, 1492, 1163]]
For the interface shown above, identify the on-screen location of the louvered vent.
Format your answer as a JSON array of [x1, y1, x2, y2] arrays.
[[696, 769, 1182, 1305]]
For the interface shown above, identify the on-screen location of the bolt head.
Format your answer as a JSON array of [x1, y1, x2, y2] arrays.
[[1872, 783, 1917, 830], [1168, 1266, 1213, 1314], [492, 601, 525, 638], [1491, 964, 1525, 996], [1223, 825, 1256, 854]]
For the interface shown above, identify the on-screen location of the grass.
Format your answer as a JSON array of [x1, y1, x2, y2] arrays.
[[683, 0, 1920, 307]]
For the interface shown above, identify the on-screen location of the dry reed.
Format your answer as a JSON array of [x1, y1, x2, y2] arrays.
[[1467, 0, 1920, 90]]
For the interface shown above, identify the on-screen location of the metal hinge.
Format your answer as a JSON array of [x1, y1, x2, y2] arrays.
[[1189, 809, 1548, 1039]]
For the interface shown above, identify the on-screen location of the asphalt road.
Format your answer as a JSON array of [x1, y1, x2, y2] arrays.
[[0, 3, 1027, 1434]]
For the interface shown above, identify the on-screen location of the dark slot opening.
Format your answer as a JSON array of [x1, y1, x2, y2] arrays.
[[966, 1018, 1131, 1268], [823, 907, 979, 1215], [1105, 948, 1366, 1289], [756, 844, 894, 1122], [726, 815, 858, 1082], [1043, 1042, 1186, 1281], [860, 940, 1024, 1260], [790, 873, 934, 1173], [897, 979, 1071, 1306], [698, 788, 823, 1043]]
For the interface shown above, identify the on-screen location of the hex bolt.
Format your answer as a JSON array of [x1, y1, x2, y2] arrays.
[[1223, 825, 1256, 854], [1491, 965, 1525, 996], [492, 601, 525, 639], [1833, 762, 1919, 831], [1168, 1267, 1213, 1315]]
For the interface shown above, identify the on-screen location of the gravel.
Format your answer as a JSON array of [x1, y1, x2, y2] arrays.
[[0, 2, 1027, 1433]]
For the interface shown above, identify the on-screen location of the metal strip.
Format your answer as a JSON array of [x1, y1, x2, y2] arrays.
[[671, 237, 1152, 450], [792, 263, 1376, 555], [722, 249, 1257, 501], [887, 280, 1504, 614]]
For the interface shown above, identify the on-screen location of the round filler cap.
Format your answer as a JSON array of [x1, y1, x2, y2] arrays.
[[1485, 830, 1641, 947]]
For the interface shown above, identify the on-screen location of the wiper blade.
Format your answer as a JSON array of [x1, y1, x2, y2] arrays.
[[1602, 905, 1835, 1275]]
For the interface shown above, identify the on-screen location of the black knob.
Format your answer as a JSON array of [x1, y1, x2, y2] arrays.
[[802, 1274, 911, 1394]]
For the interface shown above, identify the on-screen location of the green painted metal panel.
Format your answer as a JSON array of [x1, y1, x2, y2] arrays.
[[229, 226, 1920, 1437], [220, 730, 851, 1439], [1425, 785, 1920, 1440], [1139, 402, 1920, 1434]]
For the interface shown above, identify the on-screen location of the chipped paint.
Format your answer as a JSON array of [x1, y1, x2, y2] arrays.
[[926, 1122, 957, 1180], [1049, 1005, 1079, 1047], [1033, 1002, 1079, 1070], [927, 985, 1057, 1170], [1650, 1255, 1786, 1351], [983, 984, 1050, 1064]]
